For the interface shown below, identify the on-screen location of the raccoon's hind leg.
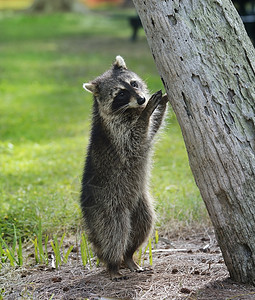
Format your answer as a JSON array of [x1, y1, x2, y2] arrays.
[[108, 263, 128, 280], [123, 196, 154, 272], [93, 206, 131, 280], [124, 258, 143, 272]]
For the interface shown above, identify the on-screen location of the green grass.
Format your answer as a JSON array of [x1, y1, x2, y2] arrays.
[[0, 9, 207, 243]]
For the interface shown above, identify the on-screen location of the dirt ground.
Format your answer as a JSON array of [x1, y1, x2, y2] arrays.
[[1, 231, 255, 300]]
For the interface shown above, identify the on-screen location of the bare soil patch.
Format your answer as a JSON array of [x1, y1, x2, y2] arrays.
[[1, 231, 255, 300]]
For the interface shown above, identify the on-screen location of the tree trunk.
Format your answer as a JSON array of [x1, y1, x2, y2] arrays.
[[133, 0, 255, 285], [28, 0, 87, 13]]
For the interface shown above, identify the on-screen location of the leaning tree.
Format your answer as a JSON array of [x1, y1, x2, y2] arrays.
[[133, 0, 255, 285]]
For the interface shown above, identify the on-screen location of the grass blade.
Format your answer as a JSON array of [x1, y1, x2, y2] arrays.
[[33, 237, 39, 264], [85, 235, 92, 268], [0, 239, 4, 264], [5, 249, 15, 267], [51, 236, 62, 269], [137, 247, 142, 266], [142, 243, 149, 266], [80, 233, 93, 268], [155, 230, 159, 245], [63, 245, 73, 264], [59, 233, 65, 249], [18, 237, 23, 266], [37, 218, 44, 263], [12, 224, 17, 254], [80, 234, 88, 267], [149, 237, 153, 266], [0, 237, 18, 266], [50, 241, 57, 269], [44, 235, 49, 265], [55, 236, 61, 267], [96, 257, 100, 267]]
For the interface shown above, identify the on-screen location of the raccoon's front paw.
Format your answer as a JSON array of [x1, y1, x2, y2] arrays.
[[148, 90, 163, 109], [161, 93, 169, 105], [141, 90, 162, 119]]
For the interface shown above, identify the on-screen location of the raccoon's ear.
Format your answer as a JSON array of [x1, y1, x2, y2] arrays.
[[113, 55, 127, 69], [83, 82, 97, 94]]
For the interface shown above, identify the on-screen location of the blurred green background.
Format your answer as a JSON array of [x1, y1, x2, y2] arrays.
[[0, 0, 208, 243]]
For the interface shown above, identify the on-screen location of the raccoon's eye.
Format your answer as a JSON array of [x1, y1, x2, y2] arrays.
[[118, 91, 125, 98], [112, 89, 130, 111], [130, 81, 138, 88]]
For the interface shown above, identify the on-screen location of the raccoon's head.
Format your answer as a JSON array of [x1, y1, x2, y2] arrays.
[[83, 56, 150, 117]]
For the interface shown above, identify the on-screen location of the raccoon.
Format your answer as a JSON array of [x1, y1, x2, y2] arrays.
[[80, 56, 168, 279]]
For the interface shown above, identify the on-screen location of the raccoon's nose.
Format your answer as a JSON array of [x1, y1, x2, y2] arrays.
[[137, 97, 146, 105]]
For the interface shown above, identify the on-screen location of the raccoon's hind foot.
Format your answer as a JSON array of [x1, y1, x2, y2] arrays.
[[109, 271, 129, 281], [108, 263, 129, 281], [110, 272, 129, 281], [124, 257, 144, 273]]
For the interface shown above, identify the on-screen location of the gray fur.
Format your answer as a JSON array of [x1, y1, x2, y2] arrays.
[[80, 56, 168, 279]]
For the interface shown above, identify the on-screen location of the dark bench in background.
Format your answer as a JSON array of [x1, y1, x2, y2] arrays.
[[128, 15, 142, 42]]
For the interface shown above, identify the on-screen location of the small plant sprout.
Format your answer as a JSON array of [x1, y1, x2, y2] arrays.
[[142, 240, 149, 266], [32, 219, 49, 265], [96, 257, 100, 267], [63, 244, 74, 264], [50, 236, 62, 269], [155, 230, 159, 245], [137, 236, 154, 267], [80, 233, 93, 268], [44, 235, 49, 265], [148, 237, 153, 266], [33, 237, 39, 264], [0, 226, 23, 267], [0, 237, 6, 267], [18, 237, 23, 266], [137, 247, 143, 266], [37, 218, 45, 263], [4, 248, 15, 267], [80, 234, 87, 267], [50, 233, 74, 269], [0, 288, 5, 300]]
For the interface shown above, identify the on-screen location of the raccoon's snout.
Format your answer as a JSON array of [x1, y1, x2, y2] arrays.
[[137, 97, 146, 106]]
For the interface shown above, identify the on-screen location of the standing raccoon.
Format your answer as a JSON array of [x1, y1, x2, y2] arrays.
[[80, 56, 168, 279]]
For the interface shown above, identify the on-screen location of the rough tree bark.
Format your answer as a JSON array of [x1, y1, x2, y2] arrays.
[[28, 0, 87, 13], [133, 0, 255, 285]]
